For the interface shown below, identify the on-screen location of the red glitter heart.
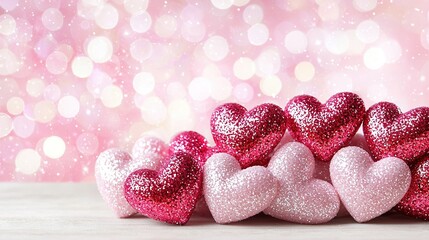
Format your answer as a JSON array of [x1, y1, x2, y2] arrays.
[[285, 92, 365, 162], [396, 155, 429, 220], [210, 103, 286, 168], [124, 152, 203, 225], [363, 102, 429, 163], [168, 131, 212, 167]]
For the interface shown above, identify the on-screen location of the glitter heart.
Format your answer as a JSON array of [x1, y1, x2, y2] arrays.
[[264, 142, 340, 224], [95, 131, 210, 218], [396, 155, 429, 220], [168, 130, 212, 166], [204, 153, 278, 224], [330, 146, 411, 222], [313, 133, 369, 217], [124, 152, 203, 225], [285, 92, 365, 162], [210, 103, 286, 168], [314, 133, 370, 183], [95, 136, 168, 218], [363, 102, 429, 164]]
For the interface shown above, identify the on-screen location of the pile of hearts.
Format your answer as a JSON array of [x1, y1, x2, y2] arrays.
[[95, 92, 429, 225]]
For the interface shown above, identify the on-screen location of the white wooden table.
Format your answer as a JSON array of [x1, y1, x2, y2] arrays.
[[0, 183, 427, 239]]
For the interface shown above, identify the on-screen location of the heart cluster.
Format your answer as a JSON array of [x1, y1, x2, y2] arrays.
[[95, 92, 429, 225]]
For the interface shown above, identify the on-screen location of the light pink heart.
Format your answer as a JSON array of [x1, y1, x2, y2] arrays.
[[204, 153, 278, 224], [330, 146, 411, 222], [264, 142, 340, 224], [95, 136, 168, 218], [313, 133, 369, 217]]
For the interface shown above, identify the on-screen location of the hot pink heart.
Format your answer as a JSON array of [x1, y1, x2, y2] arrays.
[[95, 131, 210, 218], [124, 152, 203, 225], [211, 103, 286, 168], [95, 137, 168, 218], [264, 142, 340, 224], [363, 102, 429, 164], [396, 155, 429, 220], [204, 153, 278, 224], [285, 92, 365, 162], [330, 146, 411, 222]]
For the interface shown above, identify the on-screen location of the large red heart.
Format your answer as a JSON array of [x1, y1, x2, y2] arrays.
[[124, 152, 203, 225], [363, 102, 429, 163], [210, 103, 286, 168], [396, 155, 429, 220], [285, 92, 365, 162]]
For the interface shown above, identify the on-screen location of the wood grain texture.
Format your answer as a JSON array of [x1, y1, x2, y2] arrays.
[[0, 183, 427, 240]]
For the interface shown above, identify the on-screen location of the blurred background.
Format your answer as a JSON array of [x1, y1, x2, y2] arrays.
[[1, 0, 429, 181]]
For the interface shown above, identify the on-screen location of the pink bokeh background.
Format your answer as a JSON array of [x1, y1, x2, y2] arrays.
[[1, 0, 429, 181]]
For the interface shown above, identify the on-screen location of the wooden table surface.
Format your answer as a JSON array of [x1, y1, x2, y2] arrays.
[[0, 183, 427, 239]]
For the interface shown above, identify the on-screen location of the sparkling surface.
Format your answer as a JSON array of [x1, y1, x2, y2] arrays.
[[1, 1, 429, 181], [364, 102, 429, 164], [285, 92, 365, 162], [313, 133, 370, 217], [204, 153, 278, 224], [264, 142, 340, 224], [211, 103, 286, 168], [124, 152, 203, 225], [96, 131, 210, 218], [396, 155, 429, 220], [168, 131, 212, 167], [95, 137, 168, 218], [330, 146, 411, 223]]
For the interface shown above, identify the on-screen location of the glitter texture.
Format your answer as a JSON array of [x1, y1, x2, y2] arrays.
[[124, 152, 202, 225], [95, 136, 168, 218], [3, 1, 429, 181], [204, 153, 278, 224], [264, 142, 340, 224], [363, 102, 429, 163], [330, 146, 411, 223], [285, 92, 365, 162], [396, 155, 429, 220], [313, 133, 369, 217], [96, 131, 210, 217], [168, 131, 212, 167], [210, 103, 286, 168]]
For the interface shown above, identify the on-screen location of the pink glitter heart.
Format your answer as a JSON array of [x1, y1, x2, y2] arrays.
[[285, 92, 365, 162], [210, 103, 286, 168], [124, 152, 203, 225], [330, 146, 411, 222], [363, 102, 429, 164], [95, 131, 210, 218], [396, 155, 429, 220], [168, 130, 213, 166], [95, 137, 168, 218], [264, 142, 340, 224], [204, 153, 278, 224], [313, 133, 369, 217]]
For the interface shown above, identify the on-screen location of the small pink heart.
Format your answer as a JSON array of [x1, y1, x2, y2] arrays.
[[363, 102, 429, 163], [330, 146, 411, 222], [211, 103, 287, 168], [313, 133, 368, 217], [264, 142, 340, 224], [95, 137, 168, 218], [95, 131, 210, 218], [314, 133, 370, 183], [204, 153, 278, 224], [285, 92, 365, 162]]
